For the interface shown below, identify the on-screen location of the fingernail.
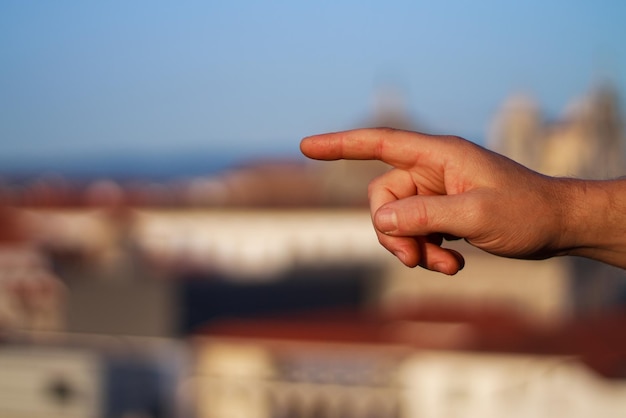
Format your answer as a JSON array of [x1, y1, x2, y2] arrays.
[[376, 208, 398, 233], [432, 262, 449, 274]]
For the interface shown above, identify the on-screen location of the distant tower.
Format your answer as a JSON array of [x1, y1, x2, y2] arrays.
[[490, 86, 626, 179], [541, 84, 625, 179], [369, 84, 415, 130], [488, 94, 543, 171]]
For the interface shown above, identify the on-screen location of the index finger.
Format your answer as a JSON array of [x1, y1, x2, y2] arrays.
[[300, 128, 444, 169]]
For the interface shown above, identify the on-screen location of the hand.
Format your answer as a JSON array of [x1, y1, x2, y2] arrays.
[[300, 128, 570, 275]]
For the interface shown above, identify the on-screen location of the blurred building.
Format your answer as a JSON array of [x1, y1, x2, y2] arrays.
[[192, 308, 626, 418], [0, 334, 188, 418], [489, 84, 626, 179]]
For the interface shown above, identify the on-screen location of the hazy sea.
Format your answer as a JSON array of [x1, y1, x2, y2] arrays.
[[0, 150, 299, 182]]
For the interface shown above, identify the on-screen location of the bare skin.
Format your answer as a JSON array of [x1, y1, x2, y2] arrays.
[[300, 128, 626, 275]]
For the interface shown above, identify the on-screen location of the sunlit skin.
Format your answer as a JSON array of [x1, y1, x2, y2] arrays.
[[301, 128, 626, 275]]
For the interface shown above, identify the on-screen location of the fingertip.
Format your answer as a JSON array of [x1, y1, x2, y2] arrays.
[[379, 233, 465, 274], [299, 135, 314, 156], [450, 249, 466, 271], [430, 250, 465, 275], [394, 249, 419, 268], [377, 233, 420, 268], [299, 134, 337, 160], [432, 261, 460, 275]]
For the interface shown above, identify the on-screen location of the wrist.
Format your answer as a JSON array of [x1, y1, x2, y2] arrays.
[[557, 178, 626, 267]]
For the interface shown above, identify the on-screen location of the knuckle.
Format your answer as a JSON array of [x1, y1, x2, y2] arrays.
[[367, 175, 384, 199], [407, 198, 429, 229]]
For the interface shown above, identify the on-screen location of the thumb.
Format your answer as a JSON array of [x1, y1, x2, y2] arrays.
[[373, 194, 477, 238]]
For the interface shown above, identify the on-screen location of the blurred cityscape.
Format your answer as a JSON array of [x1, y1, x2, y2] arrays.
[[1, 84, 626, 417]]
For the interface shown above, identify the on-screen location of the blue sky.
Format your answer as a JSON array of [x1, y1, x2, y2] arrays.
[[1, 1, 625, 172]]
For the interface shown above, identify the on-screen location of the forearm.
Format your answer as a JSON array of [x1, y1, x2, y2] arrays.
[[557, 178, 626, 268]]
